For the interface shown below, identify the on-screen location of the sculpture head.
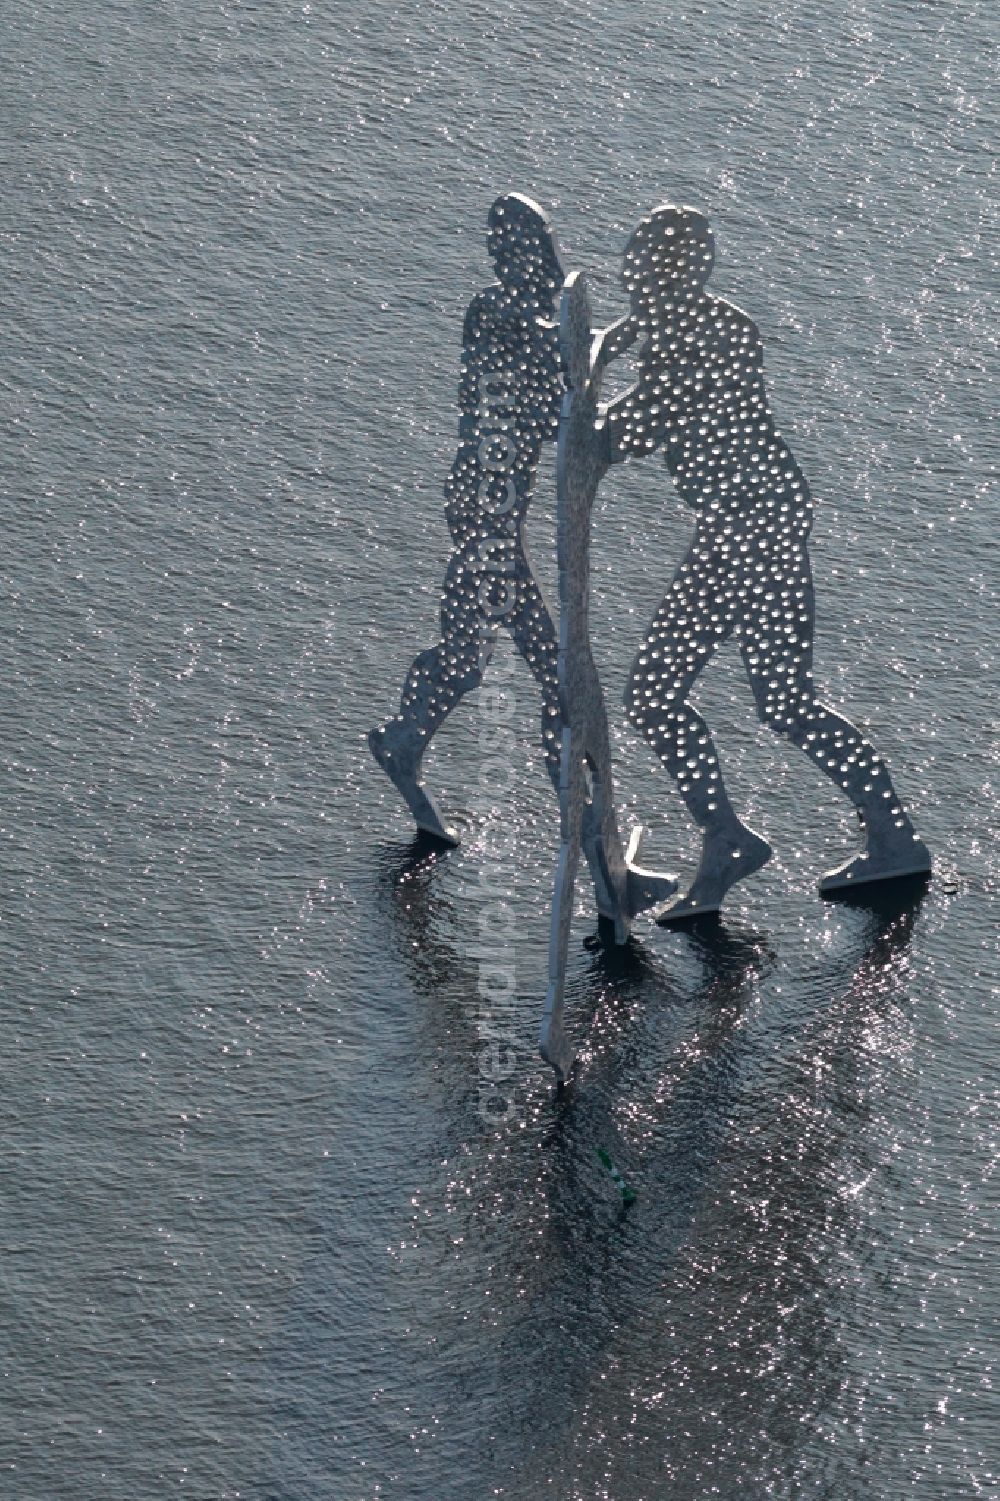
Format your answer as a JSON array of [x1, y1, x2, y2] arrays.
[[622, 205, 715, 316], [487, 193, 564, 304]]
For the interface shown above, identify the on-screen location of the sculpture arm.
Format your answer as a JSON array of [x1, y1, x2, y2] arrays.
[[591, 314, 639, 375], [596, 388, 644, 466]]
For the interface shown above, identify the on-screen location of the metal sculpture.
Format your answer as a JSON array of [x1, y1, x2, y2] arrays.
[[599, 205, 931, 918], [369, 193, 567, 845], [372, 197, 932, 1082], [540, 272, 677, 1080], [369, 195, 676, 931]]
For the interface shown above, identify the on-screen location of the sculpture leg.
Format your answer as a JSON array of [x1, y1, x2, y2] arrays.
[[505, 565, 563, 790], [539, 728, 587, 1081], [740, 545, 930, 892], [509, 568, 623, 922], [578, 743, 630, 945], [583, 680, 678, 928], [369, 546, 496, 844], [626, 537, 772, 920]]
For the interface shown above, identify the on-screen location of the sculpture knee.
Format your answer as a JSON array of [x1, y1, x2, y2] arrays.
[[625, 652, 685, 735], [411, 646, 442, 680], [625, 684, 673, 750], [752, 678, 814, 739]]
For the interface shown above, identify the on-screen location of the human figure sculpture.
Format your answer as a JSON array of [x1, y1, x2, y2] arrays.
[[599, 205, 931, 919], [369, 194, 567, 843], [540, 272, 677, 1080]]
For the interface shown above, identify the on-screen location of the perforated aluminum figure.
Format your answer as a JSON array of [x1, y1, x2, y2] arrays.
[[369, 194, 567, 843], [599, 205, 931, 917]]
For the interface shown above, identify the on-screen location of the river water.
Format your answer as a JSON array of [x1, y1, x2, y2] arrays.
[[3, 1, 997, 1497]]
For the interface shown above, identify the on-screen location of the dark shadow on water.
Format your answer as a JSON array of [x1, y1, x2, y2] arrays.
[[492, 915, 775, 1458], [822, 867, 931, 918], [368, 834, 476, 1009], [303, 835, 929, 1498], [592, 906, 771, 978], [372, 830, 460, 881], [838, 874, 928, 968], [506, 880, 931, 1499]]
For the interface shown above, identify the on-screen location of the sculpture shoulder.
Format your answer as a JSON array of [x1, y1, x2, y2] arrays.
[[704, 295, 764, 368]]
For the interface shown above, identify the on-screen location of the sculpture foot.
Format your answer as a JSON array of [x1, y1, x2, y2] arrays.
[[539, 1012, 577, 1083], [624, 826, 679, 916], [819, 831, 931, 896], [656, 826, 772, 926], [369, 724, 461, 847]]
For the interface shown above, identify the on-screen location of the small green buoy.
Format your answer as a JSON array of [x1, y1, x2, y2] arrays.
[[597, 1147, 637, 1206]]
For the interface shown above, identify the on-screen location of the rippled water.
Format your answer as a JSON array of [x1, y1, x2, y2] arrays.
[[4, 1, 997, 1497]]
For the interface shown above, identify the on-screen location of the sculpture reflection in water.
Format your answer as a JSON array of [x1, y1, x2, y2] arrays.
[[600, 206, 932, 919], [367, 854, 928, 1495], [502, 887, 928, 1497]]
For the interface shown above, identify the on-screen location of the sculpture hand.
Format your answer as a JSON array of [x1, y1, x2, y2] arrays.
[[591, 314, 640, 379]]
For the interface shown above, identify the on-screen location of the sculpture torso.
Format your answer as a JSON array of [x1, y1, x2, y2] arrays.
[[610, 292, 813, 537], [443, 286, 563, 547]]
